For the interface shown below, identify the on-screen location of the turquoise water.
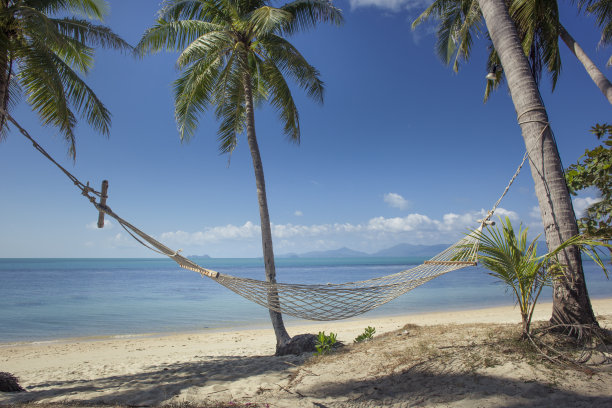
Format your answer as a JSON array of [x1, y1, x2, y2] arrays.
[[0, 257, 610, 343]]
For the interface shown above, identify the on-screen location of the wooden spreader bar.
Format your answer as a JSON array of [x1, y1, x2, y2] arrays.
[[97, 180, 109, 228]]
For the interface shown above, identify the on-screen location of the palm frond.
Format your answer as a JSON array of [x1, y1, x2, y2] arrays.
[[160, 0, 232, 25], [510, 0, 561, 89], [412, 0, 461, 28], [248, 6, 292, 37], [19, 12, 96, 73], [573, 0, 612, 45], [215, 82, 245, 154], [136, 19, 223, 57], [280, 0, 343, 35], [18, 39, 112, 157], [0, 55, 22, 140], [428, 0, 483, 71], [483, 42, 503, 103], [260, 34, 323, 103], [52, 18, 132, 52], [260, 55, 300, 143], [176, 28, 232, 69], [174, 53, 225, 141], [25, 0, 109, 20]]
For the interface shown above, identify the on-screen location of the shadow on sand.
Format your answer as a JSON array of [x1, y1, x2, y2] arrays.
[[3, 353, 303, 406], [2, 353, 610, 407]]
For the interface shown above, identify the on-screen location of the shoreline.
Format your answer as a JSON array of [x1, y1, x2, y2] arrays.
[[2, 297, 611, 347]]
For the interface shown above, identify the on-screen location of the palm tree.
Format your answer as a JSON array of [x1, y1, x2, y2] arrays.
[[475, 218, 550, 337], [412, 0, 612, 105], [135, 0, 342, 353], [473, 217, 609, 338], [475, 0, 599, 330], [0, 0, 131, 158], [414, 0, 601, 329]]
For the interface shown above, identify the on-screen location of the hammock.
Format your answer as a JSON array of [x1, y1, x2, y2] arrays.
[[5, 111, 527, 321], [95, 202, 484, 320]]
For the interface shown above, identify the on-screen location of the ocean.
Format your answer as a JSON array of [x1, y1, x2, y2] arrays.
[[0, 257, 610, 343]]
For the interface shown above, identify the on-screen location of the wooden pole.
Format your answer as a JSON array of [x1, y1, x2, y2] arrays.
[[97, 180, 109, 228]]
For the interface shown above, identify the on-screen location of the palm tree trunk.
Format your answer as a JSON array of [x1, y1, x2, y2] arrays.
[[242, 72, 291, 351], [0, 0, 9, 135], [0, 47, 10, 135], [477, 0, 598, 330], [559, 24, 612, 105]]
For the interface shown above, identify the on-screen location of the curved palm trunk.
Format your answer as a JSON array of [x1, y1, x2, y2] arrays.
[[477, 0, 597, 329], [0, 52, 9, 134], [559, 24, 612, 105], [242, 72, 291, 351], [0, 0, 10, 135], [0, 49, 10, 135]]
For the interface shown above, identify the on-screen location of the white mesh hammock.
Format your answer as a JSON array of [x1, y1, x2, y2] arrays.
[[5, 111, 528, 321], [99, 203, 484, 320]]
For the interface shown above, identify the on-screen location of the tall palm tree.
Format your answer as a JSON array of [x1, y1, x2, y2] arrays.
[[414, 0, 601, 329], [477, 0, 599, 329], [135, 0, 342, 353], [412, 0, 612, 105], [0, 0, 131, 158]]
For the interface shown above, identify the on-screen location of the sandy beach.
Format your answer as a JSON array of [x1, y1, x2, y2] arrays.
[[1, 298, 611, 407]]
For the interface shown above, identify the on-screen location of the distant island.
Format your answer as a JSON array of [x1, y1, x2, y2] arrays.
[[278, 243, 451, 258]]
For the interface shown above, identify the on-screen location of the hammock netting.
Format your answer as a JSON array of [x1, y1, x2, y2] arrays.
[[7, 109, 526, 322], [100, 203, 481, 320]]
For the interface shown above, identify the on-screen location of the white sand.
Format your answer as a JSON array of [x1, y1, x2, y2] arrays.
[[1, 298, 611, 407]]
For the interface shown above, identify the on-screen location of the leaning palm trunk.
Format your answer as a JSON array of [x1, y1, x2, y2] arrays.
[[559, 25, 612, 105], [243, 72, 291, 351], [477, 0, 597, 329], [0, 50, 9, 134]]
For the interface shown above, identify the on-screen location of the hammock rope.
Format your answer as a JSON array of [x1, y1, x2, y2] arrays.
[[4, 110, 529, 321]]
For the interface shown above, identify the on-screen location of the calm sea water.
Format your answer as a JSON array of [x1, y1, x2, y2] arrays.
[[0, 257, 610, 343]]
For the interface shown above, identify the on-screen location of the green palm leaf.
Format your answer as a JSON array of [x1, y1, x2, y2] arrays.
[[0, 0, 129, 158]]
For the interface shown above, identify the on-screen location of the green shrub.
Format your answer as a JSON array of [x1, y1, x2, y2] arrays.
[[315, 331, 337, 355], [354, 326, 376, 343]]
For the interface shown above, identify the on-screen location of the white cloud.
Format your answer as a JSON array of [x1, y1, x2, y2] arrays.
[[86, 219, 113, 230], [529, 206, 541, 219], [294, 210, 303, 216], [573, 196, 602, 218], [155, 206, 535, 256], [384, 192, 411, 210], [160, 221, 260, 246], [493, 207, 520, 221], [368, 213, 434, 232]]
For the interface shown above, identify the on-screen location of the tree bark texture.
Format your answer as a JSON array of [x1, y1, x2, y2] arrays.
[[559, 25, 612, 106], [242, 71, 292, 351], [0, 44, 9, 134], [477, 0, 597, 328], [0, 0, 10, 134]]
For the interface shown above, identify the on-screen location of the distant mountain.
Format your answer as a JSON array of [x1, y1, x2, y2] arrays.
[[372, 243, 451, 257], [278, 243, 455, 258], [293, 247, 369, 258]]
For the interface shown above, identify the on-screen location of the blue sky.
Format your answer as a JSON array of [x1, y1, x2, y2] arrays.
[[0, 0, 609, 258]]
